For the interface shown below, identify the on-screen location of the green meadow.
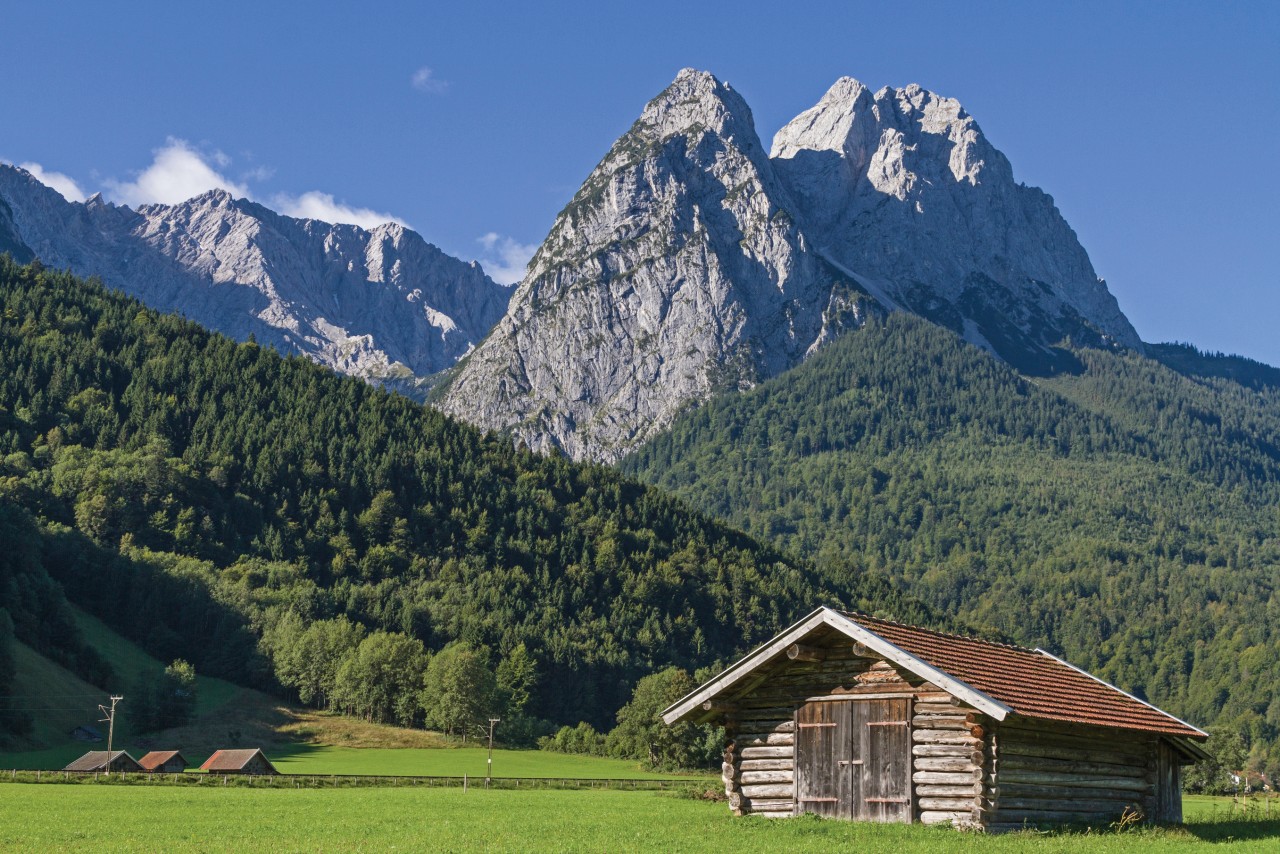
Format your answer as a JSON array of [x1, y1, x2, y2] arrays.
[[0, 786, 1276, 853], [267, 745, 696, 779]]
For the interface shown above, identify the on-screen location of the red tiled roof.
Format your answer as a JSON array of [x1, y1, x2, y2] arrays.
[[841, 611, 1205, 739], [138, 750, 186, 770], [200, 749, 276, 772]]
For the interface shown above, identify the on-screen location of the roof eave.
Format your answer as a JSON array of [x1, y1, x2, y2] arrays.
[[661, 607, 830, 725], [661, 607, 1012, 725], [822, 610, 1012, 721]]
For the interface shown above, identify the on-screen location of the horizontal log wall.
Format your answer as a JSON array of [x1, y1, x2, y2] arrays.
[[912, 697, 985, 827], [987, 718, 1157, 829]]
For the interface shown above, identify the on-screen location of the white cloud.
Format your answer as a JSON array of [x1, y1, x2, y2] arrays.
[[477, 232, 536, 284], [17, 161, 86, 202], [411, 66, 449, 94], [273, 191, 407, 230], [105, 138, 250, 206], [31, 137, 412, 232], [101, 139, 406, 228]]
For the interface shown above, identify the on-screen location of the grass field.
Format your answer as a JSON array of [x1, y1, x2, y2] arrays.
[[0, 785, 1276, 853], [269, 745, 699, 779]]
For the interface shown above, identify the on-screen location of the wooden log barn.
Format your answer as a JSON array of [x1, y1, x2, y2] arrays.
[[63, 750, 142, 773], [662, 607, 1208, 830], [138, 750, 189, 773], [199, 748, 279, 776]]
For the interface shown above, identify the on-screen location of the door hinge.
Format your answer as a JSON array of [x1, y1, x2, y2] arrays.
[[865, 797, 910, 803], [797, 722, 839, 728], [866, 721, 909, 727]]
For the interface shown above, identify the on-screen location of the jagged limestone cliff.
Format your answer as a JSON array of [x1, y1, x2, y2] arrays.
[[442, 70, 1139, 461], [440, 69, 863, 460], [771, 77, 1139, 366]]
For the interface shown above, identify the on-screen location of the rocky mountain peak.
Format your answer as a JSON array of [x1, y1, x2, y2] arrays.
[[634, 68, 758, 145], [771, 76, 875, 157], [771, 79, 1140, 363], [198, 186, 237, 205], [440, 69, 852, 462], [523, 68, 779, 294], [772, 79, 1003, 211]]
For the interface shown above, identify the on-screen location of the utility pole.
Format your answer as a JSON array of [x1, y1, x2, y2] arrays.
[[486, 717, 500, 783], [98, 695, 123, 772]]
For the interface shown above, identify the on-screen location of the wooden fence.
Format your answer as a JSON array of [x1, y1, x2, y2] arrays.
[[4, 768, 707, 791]]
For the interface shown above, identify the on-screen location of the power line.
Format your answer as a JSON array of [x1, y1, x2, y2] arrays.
[[0, 707, 106, 713], [99, 695, 123, 761], [0, 692, 115, 696]]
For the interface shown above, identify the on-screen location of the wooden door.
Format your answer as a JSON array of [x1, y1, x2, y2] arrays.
[[796, 698, 912, 822], [795, 700, 859, 818], [860, 697, 912, 822]]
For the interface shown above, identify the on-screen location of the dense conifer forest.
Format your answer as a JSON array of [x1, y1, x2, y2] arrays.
[[625, 313, 1280, 776], [0, 258, 948, 743], [6, 258, 1277, 779]]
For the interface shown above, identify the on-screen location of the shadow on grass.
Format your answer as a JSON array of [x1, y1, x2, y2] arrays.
[[1184, 817, 1280, 844], [264, 742, 326, 763]]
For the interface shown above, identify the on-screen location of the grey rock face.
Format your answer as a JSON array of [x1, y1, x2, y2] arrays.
[[439, 69, 859, 461], [443, 71, 1143, 462], [771, 78, 1141, 365], [0, 165, 510, 387]]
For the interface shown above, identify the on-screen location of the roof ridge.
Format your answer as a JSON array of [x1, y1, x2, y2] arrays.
[[838, 608, 1042, 656]]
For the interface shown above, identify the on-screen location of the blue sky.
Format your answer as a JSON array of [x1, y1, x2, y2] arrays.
[[4, 1, 1278, 364]]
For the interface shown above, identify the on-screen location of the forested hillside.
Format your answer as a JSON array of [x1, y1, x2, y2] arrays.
[[625, 314, 1280, 776], [0, 258, 951, 742]]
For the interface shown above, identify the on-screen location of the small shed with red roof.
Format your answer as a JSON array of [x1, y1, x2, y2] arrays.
[[662, 607, 1208, 830], [200, 748, 278, 776], [138, 750, 188, 773]]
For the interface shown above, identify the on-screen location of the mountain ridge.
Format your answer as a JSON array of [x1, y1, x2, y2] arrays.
[[0, 164, 511, 389]]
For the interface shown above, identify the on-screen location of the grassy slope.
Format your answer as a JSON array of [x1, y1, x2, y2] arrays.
[[0, 604, 285, 773], [0, 786, 1275, 853], [7, 642, 103, 749], [72, 609, 241, 717]]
